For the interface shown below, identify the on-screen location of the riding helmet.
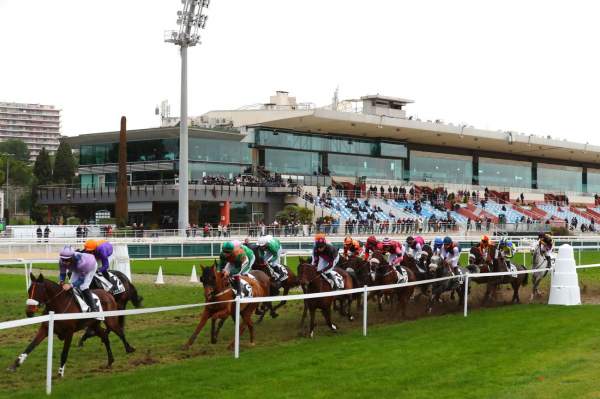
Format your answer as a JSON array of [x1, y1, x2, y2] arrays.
[[83, 239, 98, 252], [344, 236, 353, 245], [443, 236, 452, 245], [222, 241, 235, 253], [59, 246, 75, 260], [367, 235, 378, 246], [434, 237, 443, 247], [406, 236, 414, 244], [257, 236, 269, 247]]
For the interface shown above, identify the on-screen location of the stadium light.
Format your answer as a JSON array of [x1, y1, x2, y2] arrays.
[[165, 0, 211, 236]]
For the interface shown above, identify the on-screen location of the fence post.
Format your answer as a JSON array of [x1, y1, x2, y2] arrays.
[[23, 261, 30, 292], [363, 285, 368, 337], [46, 311, 55, 395], [234, 296, 240, 359], [578, 248, 581, 266], [463, 275, 470, 317]]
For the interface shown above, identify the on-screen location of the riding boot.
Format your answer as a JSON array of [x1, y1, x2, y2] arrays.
[[231, 278, 241, 297], [81, 289, 99, 312], [102, 270, 110, 280]]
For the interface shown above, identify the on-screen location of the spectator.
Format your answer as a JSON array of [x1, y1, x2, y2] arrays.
[[43, 226, 50, 242], [36, 226, 43, 243]]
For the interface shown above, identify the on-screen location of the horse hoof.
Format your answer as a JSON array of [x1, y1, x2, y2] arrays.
[[331, 324, 338, 332], [126, 346, 136, 354], [349, 315, 355, 321], [7, 365, 16, 373], [270, 312, 279, 319]]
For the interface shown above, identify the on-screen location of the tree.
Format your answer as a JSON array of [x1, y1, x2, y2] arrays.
[[33, 147, 52, 184], [53, 140, 76, 184], [30, 148, 52, 223], [275, 205, 314, 224], [0, 139, 29, 161]]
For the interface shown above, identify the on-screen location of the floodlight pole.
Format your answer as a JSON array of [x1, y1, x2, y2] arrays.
[[179, 44, 189, 237], [165, 0, 210, 236]]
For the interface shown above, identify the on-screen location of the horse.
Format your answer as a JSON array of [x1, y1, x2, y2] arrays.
[[78, 270, 143, 347], [467, 244, 528, 304], [425, 255, 466, 313], [530, 244, 552, 300], [337, 254, 369, 311], [370, 251, 415, 317], [297, 261, 354, 338], [8, 274, 135, 377], [402, 250, 433, 301], [252, 257, 300, 321], [183, 265, 269, 350]]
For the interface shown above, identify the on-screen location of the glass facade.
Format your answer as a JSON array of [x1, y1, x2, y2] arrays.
[[190, 162, 247, 180], [587, 168, 600, 194], [410, 151, 472, 184], [328, 153, 403, 179], [189, 137, 251, 164], [478, 157, 531, 188], [537, 163, 582, 192], [265, 149, 320, 175], [256, 129, 390, 156], [80, 139, 178, 165]]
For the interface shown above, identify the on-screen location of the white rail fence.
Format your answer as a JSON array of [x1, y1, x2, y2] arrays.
[[1, 255, 599, 395]]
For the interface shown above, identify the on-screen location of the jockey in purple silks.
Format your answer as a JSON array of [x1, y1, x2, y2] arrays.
[[59, 246, 99, 312], [83, 239, 114, 278]]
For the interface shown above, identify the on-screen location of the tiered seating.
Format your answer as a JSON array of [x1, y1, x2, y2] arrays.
[[392, 200, 466, 225], [537, 204, 590, 225], [481, 200, 527, 223], [325, 197, 391, 221]]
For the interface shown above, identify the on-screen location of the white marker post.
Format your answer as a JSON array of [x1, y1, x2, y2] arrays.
[[463, 274, 470, 317], [363, 285, 368, 336], [46, 311, 55, 395], [234, 296, 240, 359]]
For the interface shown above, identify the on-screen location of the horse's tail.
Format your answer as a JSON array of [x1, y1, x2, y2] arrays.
[[129, 281, 144, 308]]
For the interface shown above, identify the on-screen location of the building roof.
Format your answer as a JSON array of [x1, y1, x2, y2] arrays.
[[205, 108, 600, 166], [65, 127, 244, 147]]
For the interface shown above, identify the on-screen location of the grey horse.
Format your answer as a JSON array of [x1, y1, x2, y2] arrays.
[[530, 244, 553, 301], [425, 255, 467, 313]]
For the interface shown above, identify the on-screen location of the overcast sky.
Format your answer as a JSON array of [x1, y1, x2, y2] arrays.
[[1, 0, 599, 143]]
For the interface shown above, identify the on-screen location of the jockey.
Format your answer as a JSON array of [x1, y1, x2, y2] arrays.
[[477, 235, 493, 264], [343, 236, 363, 259], [59, 246, 99, 312], [381, 237, 404, 267], [440, 236, 461, 275], [405, 235, 425, 260], [82, 239, 113, 278], [431, 237, 444, 256], [217, 241, 255, 296], [363, 235, 382, 261], [257, 235, 287, 283], [312, 233, 343, 289], [538, 232, 554, 265], [498, 238, 514, 260]]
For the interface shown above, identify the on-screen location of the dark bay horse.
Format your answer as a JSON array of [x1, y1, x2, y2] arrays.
[[402, 251, 432, 301], [183, 266, 270, 350], [252, 257, 300, 321], [8, 274, 134, 377], [370, 251, 415, 317], [297, 262, 354, 338], [468, 245, 528, 304], [425, 256, 466, 313], [79, 270, 143, 347]]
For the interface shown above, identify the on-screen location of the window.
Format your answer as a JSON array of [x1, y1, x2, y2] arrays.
[[478, 157, 531, 189], [410, 151, 472, 184], [328, 153, 403, 179], [537, 163, 582, 192], [265, 149, 320, 175]]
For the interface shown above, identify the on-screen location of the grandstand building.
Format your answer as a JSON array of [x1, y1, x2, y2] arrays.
[[38, 91, 600, 229]]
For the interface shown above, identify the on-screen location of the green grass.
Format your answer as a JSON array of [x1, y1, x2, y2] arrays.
[[3, 256, 600, 398]]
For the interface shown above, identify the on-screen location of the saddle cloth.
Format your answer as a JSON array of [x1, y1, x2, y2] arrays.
[[95, 272, 126, 295], [509, 263, 518, 278], [323, 271, 344, 290], [237, 278, 254, 298], [73, 289, 104, 320], [395, 267, 408, 284]]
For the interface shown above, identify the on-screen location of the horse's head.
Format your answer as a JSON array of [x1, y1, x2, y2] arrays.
[[469, 246, 483, 265], [297, 262, 317, 287], [200, 265, 218, 298], [26, 273, 49, 317], [428, 255, 442, 273]]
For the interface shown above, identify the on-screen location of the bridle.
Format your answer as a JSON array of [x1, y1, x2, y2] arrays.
[[26, 281, 68, 313]]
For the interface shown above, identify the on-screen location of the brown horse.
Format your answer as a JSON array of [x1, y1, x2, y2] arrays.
[[252, 258, 300, 321], [370, 251, 416, 317], [401, 252, 432, 301], [468, 244, 528, 304], [8, 274, 134, 377], [183, 266, 269, 350], [78, 270, 143, 347], [297, 262, 354, 338]]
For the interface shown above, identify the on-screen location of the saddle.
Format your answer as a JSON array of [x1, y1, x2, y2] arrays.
[[94, 271, 126, 295], [322, 270, 344, 290], [73, 288, 104, 320], [395, 267, 408, 284], [235, 277, 254, 298]]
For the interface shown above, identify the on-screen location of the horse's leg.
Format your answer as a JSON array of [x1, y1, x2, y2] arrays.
[[322, 304, 337, 332], [512, 280, 520, 304], [8, 325, 47, 372], [215, 317, 226, 341], [272, 286, 288, 316], [57, 332, 73, 378], [183, 310, 210, 349], [93, 323, 114, 368], [308, 306, 316, 338], [77, 327, 95, 348], [346, 294, 355, 321], [105, 316, 135, 353], [377, 293, 383, 312], [298, 300, 308, 330], [243, 306, 256, 347]]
